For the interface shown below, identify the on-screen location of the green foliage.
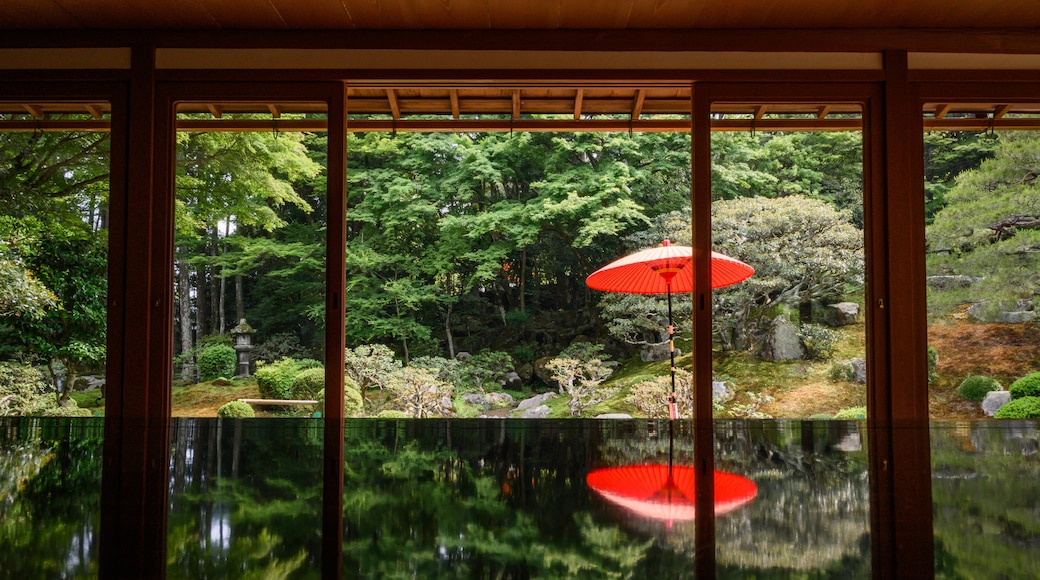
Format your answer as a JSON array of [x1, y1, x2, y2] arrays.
[[316, 381, 364, 418], [459, 350, 513, 394], [0, 362, 90, 416], [927, 345, 939, 383], [926, 131, 1040, 315], [834, 406, 867, 419], [993, 396, 1040, 419], [1009, 372, 1040, 400], [385, 366, 455, 418], [197, 343, 236, 381], [290, 367, 325, 400], [255, 357, 314, 400], [546, 342, 617, 416], [217, 401, 255, 418], [252, 332, 310, 364], [375, 409, 409, 419], [957, 375, 1002, 402], [798, 323, 840, 360], [809, 413, 834, 419], [344, 344, 400, 394], [828, 360, 856, 382], [626, 369, 692, 418]]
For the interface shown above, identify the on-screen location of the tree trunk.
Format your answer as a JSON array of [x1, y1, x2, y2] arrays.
[[519, 247, 527, 315], [445, 302, 455, 359], [235, 274, 244, 322], [209, 227, 220, 334], [196, 261, 209, 338], [178, 255, 196, 382]]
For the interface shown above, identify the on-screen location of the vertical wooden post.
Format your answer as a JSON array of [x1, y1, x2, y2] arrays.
[[322, 82, 348, 580], [691, 84, 717, 579], [100, 42, 172, 578], [869, 50, 934, 578]]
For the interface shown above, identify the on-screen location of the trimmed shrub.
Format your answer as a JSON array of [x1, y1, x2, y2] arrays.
[[798, 324, 839, 360], [994, 396, 1040, 419], [255, 357, 312, 400], [316, 379, 364, 418], [375, 409, 409, 419], [1009, 372, 1040, 400], [828, 361, 855, 382], [957, 375, 1002, 402], [217, 401, 255, 418], [292, 367, 326, 400], [834, 406, 867, 419], [198, 344, 237, 381]]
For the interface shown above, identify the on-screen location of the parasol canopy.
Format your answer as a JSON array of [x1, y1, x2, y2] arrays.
[[586, 464, 757, 524], [585, 239, 754, 294]]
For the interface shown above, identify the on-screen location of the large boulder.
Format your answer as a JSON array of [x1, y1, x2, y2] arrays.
[[926, 275, 981, 290], [823, 302, 860, 327], [764, 316, 804, 360], [486, 392, 515, 408], [640, 341, 679, 362], [966, 299, 1036, 324], [850, 358, 867, 383], [501, 371, 523, 390], [520, 404, 551, 419], [517, 392, 556, 411], [982, 390, 1012, 417]]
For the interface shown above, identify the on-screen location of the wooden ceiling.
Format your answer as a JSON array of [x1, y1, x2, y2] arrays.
[[3, 0, 1040, 30]]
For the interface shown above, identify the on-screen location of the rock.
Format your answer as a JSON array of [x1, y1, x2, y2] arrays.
[[486, 392, 515, 408], [502, 372, 523, 390], [595, 413, 632, 419], [533, 356, 557, 387], [966, 300, 1036, 323], [520, 404, 551, 419], [640, 341, 678, 362], [766, 316, 804, 360], [517, 363, 534, 381], [455, 351, 472, 361], [982, 390, 1012, 417], [462, 393, 487, 407], [823, 302, 860, 326], [517, 392, 555, 411], [712, 381, 730, 401], [926, 275, 981, 290], [850, 358, 867, 383]]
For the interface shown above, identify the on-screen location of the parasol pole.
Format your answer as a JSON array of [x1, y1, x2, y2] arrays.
[[667, 281, 678, 421]]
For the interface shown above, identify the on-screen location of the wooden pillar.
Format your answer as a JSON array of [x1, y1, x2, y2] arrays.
[[100, 42, 173, 578], [691, 83, 717, 578], [869, 49, 934, 579], [323, 82, 348, 580]]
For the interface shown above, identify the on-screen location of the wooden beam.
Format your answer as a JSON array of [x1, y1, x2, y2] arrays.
[[449, 89, 459, 119], [267, 104, 282, 118], [206, 103, 222, 118], [993, 104, 1013, 119], [22, 104, 43, 118], [512, 89, 520, 119], [385, 89, 400, 119], [817, 104, 831, 120], [631, 89, 645, 120], [573, 88, 583, 120], [753, 104, 767, 120], [85, 104, 104, 119], [933, 103, 951, 119]]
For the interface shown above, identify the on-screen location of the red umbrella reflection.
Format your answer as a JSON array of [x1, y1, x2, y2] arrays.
[[586, 464, 757, 526], [586, 240, 753, 419]]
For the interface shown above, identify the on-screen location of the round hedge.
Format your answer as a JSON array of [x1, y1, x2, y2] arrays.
[[957, 375, 1002, 402], [217, 401, 255, 418], [1009, 372, 1040, 400], [316, 378, 364, 418], [994, 396, 1040, 419], [198, 344, 237, 381], [292, 367, 326, 400], [834, 406, 867, 419]]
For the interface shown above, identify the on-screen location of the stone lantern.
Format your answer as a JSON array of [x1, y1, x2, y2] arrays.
[[230, 318, 255, 377]]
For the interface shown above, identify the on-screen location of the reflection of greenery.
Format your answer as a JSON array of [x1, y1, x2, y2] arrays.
[[167, 525, 307, 579], [932, 422, 1040, 579], [0, 418, 103, 577]]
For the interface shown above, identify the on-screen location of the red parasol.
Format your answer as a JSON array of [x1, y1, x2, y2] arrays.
[[586, 240, 753, 418], [586, 464, 757, 526]]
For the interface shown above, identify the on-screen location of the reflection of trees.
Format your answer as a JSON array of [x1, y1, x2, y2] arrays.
[[931, 422, 1040, 579], [166, 418, 323, 577], [0, 417, 103, 577]]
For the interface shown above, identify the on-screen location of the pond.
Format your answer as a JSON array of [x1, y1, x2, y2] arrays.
[[1, 418, 1037, 577]]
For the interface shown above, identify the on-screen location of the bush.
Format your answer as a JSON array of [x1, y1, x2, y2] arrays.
[[255, 357, 313, 400], [0, 362, 90, 417], [927, 345, 939, 384], [834, 406, 867, 419], [799, 324, 839, 360], [197, 344, 237, 381], [957, 375, 1002, 402], [217, 401, 255, 418], [375, 409, 409, 419], [828, 361, 855, 382], [994, 396, 1040, 419], [252, 332, 310, 364], [809, 413, 834, 420], [316, 378, 364, 418], [1009, 373, 1040, 400], [291, 367, 326, 400]]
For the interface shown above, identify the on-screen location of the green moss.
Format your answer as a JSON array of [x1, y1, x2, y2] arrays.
[[1009, 373, 1040, 400], [834, 406, 867, 419], [217, 401, 255, 418], [291, 367, 325, 400]]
